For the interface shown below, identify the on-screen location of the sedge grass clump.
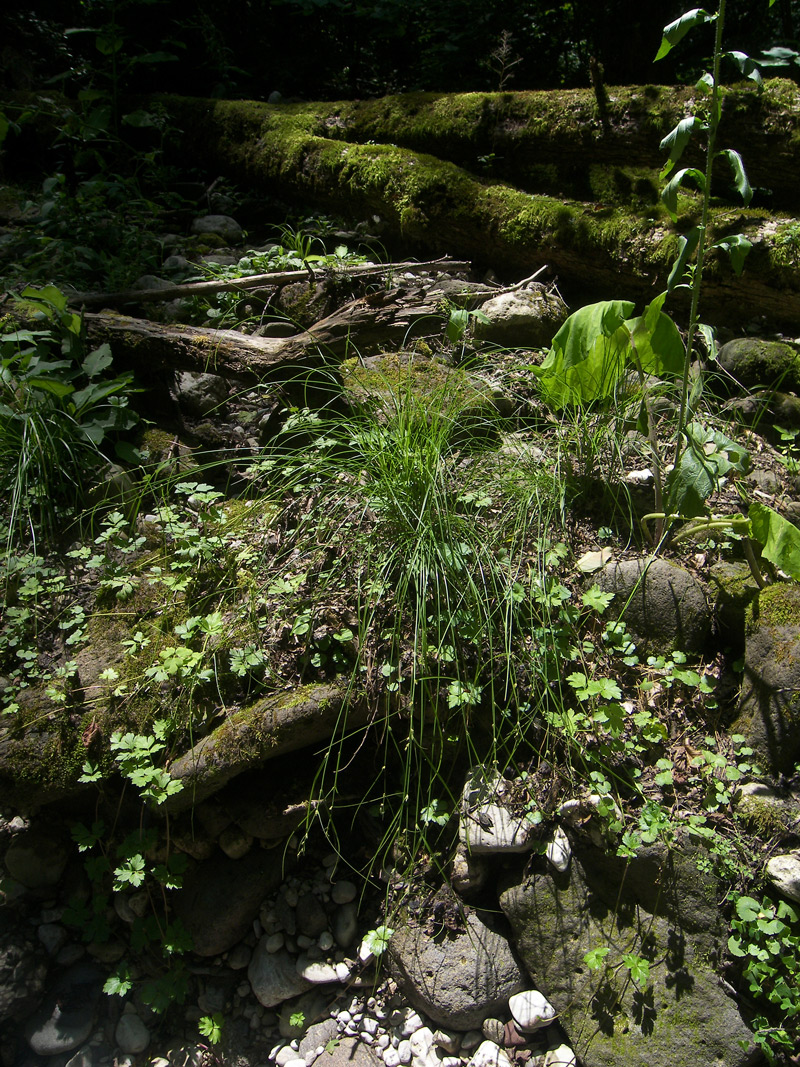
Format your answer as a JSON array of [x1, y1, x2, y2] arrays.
[[0, 285, 137, 550], [248, 365, 571, 863]]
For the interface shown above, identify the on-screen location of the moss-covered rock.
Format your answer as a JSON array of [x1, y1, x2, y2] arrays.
[[164, 682, 366, 810], [717, 337, 800, 393], [596, 557, 711, 654], [708, 560, 761, 652], [499, 839, 757, 1067], [732, 582, 800, 774]]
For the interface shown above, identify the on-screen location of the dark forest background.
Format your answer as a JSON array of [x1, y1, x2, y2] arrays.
[[1, 0, 798, 102]]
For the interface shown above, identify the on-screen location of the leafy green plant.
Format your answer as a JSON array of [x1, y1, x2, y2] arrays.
[[199, 1013, 224, 1046], [728, 893, 800, 1061], [192, 234, 372, 327], [68, 720, 191, 1013], [773, 424, 800, 474], [0, 285, 137, 544]]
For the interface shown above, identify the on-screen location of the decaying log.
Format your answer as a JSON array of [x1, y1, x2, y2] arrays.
[[69, 256, 471, 310], [78, 287, 452, 383], [147, 88, 800, 328]]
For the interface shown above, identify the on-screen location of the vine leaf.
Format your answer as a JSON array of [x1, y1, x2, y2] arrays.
[[661, 167, 706, 222], [655, 8, 716, 61], [717, 148, 753, 204], [667, 226, 702, 291], [659, 116, 706, 178], [749, 503, 800, 579]]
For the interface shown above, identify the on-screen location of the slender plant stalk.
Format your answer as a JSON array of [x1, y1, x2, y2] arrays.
[[673, 0, 726, 471]]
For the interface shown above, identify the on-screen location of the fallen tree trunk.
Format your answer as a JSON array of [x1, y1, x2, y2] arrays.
[[69, 256, 470, 309], [148, 88, 800, 328], [160, 81, 799, 208], [76, 287, 451, 382]]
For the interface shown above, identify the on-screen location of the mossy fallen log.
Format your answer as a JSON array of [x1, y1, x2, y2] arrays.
[[154, 87, 800, 327]]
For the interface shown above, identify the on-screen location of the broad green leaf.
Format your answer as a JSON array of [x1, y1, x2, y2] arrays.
[[19, 284, 68, 312], [96, 33, 124, 55], [0, 329, 48, 345], [536, 300, 634, 408], [82, 344, 114, 378], [27, 376, 74, 397], [86, 106, 113, 135], [717, 149, 753, 205], [712, 233, 752, 275], [667, 226, 702, 292], [655, 9, 716, 61], [697, 322, 718, 360], [72, 378, 129, 412], [726, 50, 763, 87], [446, 308, 470, 343], [122, 109, 158, 128], [668, 423, 749, 516], [661, 168, 706, 222], [735, 895, 762, 922], [130, 51, 180, 65], [748, 502, 800, 579], [659, 116, 705, 178], [625, 292, 685, 377]]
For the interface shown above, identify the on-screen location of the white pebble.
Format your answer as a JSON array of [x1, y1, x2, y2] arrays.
[[319, 931, 334, 951], [361, 1017, 379, 1036], [378, 1035, 390, 1049], [383, 1050, 401, 1067], [399, 1010, 424, 1038], [509, 990, 557, 1032], [546, 826, 571, 872], [275, 1049, 296, 1067], [397, 1039, 412, 1064], [544, 1047, 576, 1067], [467, 1041, 513, 1067]]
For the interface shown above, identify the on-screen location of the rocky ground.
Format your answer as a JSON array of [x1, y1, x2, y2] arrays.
[[3, 204, 800, 1067]]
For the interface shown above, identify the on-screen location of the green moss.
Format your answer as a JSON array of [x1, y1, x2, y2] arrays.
[[748, 582, 800, 634], [736, 795, 791, 837]]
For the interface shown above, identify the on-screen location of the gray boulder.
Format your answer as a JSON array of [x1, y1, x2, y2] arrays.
[[191, 214, 244, 245], [24, 962, 104, 1056], [173, 371, 229, 417], [595, 557, 710, 654], [0, 910, 47, 1022], [173, 847, 285, 956], [473, 287, 568, 349], [732, 582, 800, 774], [248, 944, 311, 1007], [387, 907, 527, 1029], [499, 841, 758, 1067], [4, 826, 70, 889], [717, 337, 800, 393]]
